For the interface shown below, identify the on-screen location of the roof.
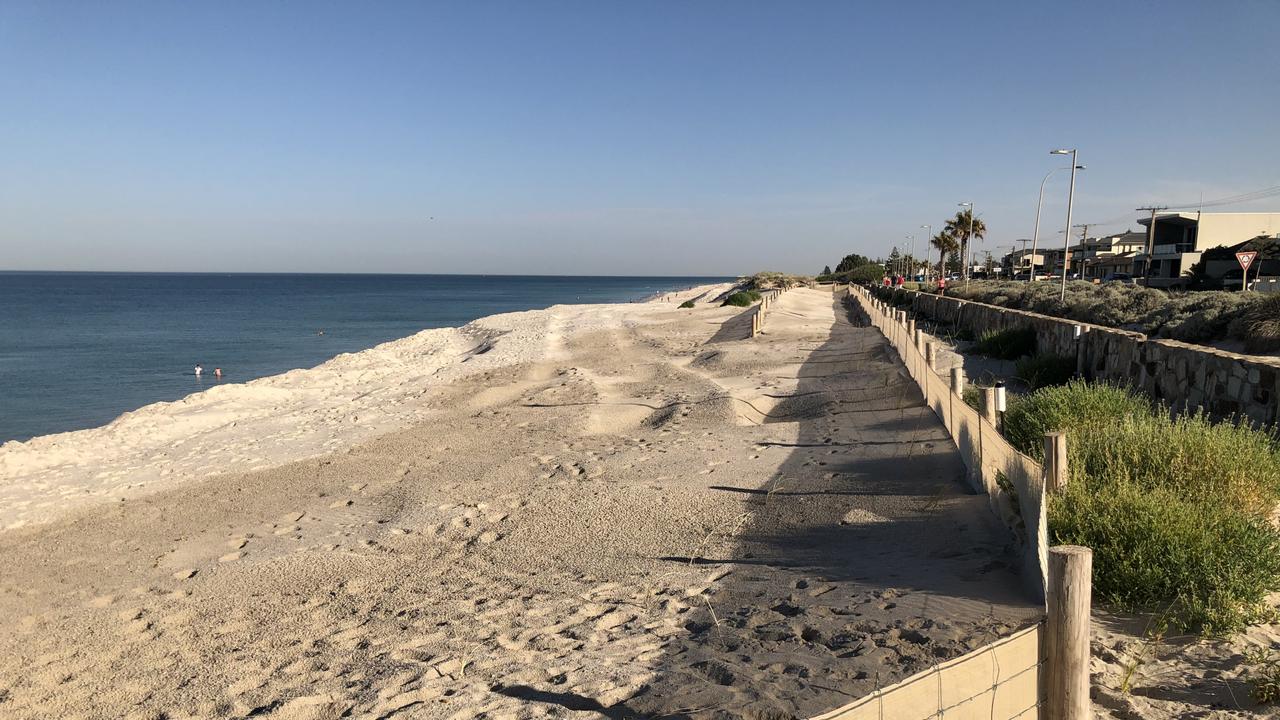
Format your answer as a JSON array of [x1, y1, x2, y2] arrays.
[[1138, 211, 1280, 227]]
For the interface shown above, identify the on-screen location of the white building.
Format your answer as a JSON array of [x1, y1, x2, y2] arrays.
[[1136, 212, 1280, 287]]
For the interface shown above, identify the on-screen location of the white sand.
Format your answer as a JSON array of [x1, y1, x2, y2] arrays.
[[0, 283, 734, 530], [0, 286, 1041, 719]]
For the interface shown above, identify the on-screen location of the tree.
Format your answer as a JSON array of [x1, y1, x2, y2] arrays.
[[821, 265, 832, 277], [834, 253, 873, 274], [944, 209, 987, 278], [848, 263, 885, 284], [930, 231, 960, 278]]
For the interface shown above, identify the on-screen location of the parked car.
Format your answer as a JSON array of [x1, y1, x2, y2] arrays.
[[1102, 272, 1136, 284]]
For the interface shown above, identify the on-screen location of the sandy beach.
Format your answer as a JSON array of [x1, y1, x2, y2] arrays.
[[0, 286, 1039, 719]]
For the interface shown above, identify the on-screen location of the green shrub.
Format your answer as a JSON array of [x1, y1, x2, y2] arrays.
[[1237, 294, 1280, 353], [1014, 354, 1076, 390], [1002, 381, 1150, 457], [722, 290, 762, 307], [940, 280, 1265, 347], [1003, 380, 1280, 631], [679, 299, 695, 309], [1244, 647, 1280, 704], [972, 326, 1037, 359], [1052, 482, 1280, 633]]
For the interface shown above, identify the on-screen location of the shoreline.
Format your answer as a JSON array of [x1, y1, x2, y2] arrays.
[[0, 282, 734, 531]]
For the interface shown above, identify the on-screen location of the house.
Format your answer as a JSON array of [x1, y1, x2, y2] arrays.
[[1001, 248, 1047, 276], [1090, 251, 1140, 280], [1134, 212, 1280, 287], [1070, 231, 1146, 279], [1042, 246, 1072, 277]]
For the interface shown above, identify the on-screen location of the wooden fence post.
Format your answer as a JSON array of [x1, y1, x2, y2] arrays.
[[1045, 432, 1069, 493], [925, 342, 937, 372], [1047, 545, 1092, 720], [981, 386, 998, 425], [950, 367, 965, 398]]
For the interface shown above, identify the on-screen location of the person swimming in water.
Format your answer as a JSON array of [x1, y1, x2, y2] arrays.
[[214, 367, 222, 379], [194, 364, 203, 377]]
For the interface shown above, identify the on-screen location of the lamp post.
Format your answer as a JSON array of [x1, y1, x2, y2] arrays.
[[1051, 149, 1079, 301], [1031, 164, 1083, 283], [920, 224, 932, 281], [959, 202, 974, 283]]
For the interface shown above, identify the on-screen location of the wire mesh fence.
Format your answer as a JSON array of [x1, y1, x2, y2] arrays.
[[847, 286, 1048, 601], [810, 622, 1045, 720]]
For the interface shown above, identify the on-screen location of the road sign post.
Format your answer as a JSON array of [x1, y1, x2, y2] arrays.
[[1237, 251, 1258, 291]]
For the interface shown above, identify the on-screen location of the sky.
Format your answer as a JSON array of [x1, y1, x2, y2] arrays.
[[2, 0, 1278, 276]]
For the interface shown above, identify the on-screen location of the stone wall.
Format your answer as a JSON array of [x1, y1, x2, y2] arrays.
[[879, 286, 1280, 426]]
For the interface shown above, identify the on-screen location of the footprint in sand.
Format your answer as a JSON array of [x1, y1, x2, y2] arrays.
[[218, 551, 243, 563]]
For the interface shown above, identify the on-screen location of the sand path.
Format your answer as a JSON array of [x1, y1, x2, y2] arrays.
[[0, 287, 1038, 719]]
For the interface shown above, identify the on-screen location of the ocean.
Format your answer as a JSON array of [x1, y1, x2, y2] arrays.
[[0, 272, 726, 443]]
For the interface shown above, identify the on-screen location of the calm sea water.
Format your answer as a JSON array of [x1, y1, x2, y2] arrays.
[[0, 273, 726, 443]]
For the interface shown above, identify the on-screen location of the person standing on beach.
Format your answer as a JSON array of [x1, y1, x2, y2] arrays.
[[194, 364, 203, 378]]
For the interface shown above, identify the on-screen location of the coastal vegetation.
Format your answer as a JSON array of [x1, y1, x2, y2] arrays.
[[743, 271, 810, 290], [816, 254, 885, 285], [679, 299, 695, 308], [928, 280, 1269, 347], [971, 326, 1037, 360], [722, 290, 762, 307], [1013, 354, 1076, 389], [1002, 381, 1280, 632]]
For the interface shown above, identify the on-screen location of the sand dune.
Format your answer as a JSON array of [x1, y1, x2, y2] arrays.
[[0, 286, 1038, 719], [0, 284, 734, 531]]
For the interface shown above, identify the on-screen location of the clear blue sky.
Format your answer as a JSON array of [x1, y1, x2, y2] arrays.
[[2, 1, 1278, 275]]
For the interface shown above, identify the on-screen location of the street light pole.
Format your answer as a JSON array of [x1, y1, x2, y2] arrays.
[[920, 224, 932, 281], [1052, 149, 1079, 301], [1031, 169, 1056, 283], [1032, 163, 1086, 283]]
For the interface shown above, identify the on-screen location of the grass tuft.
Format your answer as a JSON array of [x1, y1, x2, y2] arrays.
[[1014, 354, 1076, 390], [1238, 294, 1280, 353], [972, 326, 1037, 360], [1003, 380, 1280, 632], [679, 299, 695, 309]]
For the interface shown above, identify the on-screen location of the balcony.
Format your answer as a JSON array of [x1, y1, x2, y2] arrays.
[[1152, 243, 1195, 257]]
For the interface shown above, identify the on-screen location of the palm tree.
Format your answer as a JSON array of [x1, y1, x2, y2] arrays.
[[930, 231, 960, 280], [945, 209, 987, 279]]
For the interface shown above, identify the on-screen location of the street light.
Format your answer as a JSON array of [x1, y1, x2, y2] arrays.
[[1030, 164, 1085, 283], [920, 224, 932, 280], [958, 202, 974, 283], [1051, 149, 1080, 301]]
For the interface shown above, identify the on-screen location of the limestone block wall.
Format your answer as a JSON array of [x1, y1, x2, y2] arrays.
[[880, 287, 1280, 425]]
